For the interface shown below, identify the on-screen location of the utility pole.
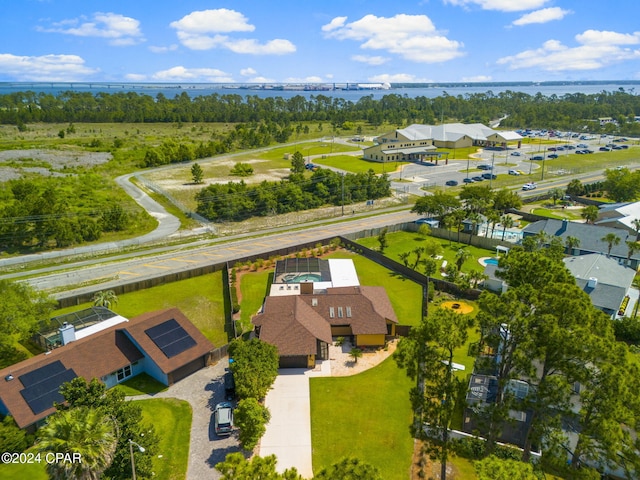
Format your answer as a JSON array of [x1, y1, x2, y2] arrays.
[[489, 153, 495, 189], [341, 172, 345, 216]]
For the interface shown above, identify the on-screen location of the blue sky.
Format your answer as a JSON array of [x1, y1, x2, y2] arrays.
[[1, 0, 639, 83]]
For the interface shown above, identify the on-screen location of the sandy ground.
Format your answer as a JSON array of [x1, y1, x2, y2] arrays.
[[328, 337, 398, 376], [0, 149, 112, 182]]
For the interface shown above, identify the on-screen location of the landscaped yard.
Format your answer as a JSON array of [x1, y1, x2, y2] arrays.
[[310, 356, 414, 479], [137, 398, 192, 480], [52, 271, 228, 347], [325, 250, 423, 326], [356, 230, 495, 280], [114, 372, 168, 396]]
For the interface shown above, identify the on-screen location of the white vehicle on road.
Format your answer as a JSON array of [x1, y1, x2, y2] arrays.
[[522, 182, 537, 191]]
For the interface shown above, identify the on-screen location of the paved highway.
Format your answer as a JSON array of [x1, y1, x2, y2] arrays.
[[10, 209, 420, 299]]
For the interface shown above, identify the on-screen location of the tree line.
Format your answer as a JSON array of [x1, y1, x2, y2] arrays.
[[195, 153, 391, 222], [0, 177, 134, 251], [3, 88, 640, 135], [395, 245, 640, 479]]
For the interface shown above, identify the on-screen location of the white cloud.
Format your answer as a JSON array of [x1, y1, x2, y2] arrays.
[[240, 67, 257, 76], [444, 0, 549, 12], [170, 9, 254, 34], [151, 66, 234, 82], [125, 73, 147, 81], [512, 7, 571, 26], [497, 30, 640, 72], [351, 55, 389, 65], [284, 76, 324, 83], [322, 14, 464, 63], [247, 76, 275, 83], [0, 53, 98, 81], [170, 9, 295, 55], [461, 75, 493, 82], [368, 73, 434, 83], [149, 44, 178, 53], [38, 12, 144, 46], [224, 38, 296, 55]]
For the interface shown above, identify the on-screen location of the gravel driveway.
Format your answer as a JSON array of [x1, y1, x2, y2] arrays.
[[128, 358, 242, 480]]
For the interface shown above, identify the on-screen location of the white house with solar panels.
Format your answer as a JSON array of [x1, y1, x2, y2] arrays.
[[0, 307, 212, 431], [362, 123, 522, 164]]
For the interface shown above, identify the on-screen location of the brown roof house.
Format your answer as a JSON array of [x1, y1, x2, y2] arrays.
[[253, 285, 398, 368], [0, 307, 213, 431]]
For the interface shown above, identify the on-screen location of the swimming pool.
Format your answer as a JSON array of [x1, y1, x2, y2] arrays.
[[284, 273, 322, 283], [485, 258, 499, 266]]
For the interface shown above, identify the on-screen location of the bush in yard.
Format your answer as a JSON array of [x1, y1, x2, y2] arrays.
[[228, 338, 279, 400], [234, 398, 270, 451]]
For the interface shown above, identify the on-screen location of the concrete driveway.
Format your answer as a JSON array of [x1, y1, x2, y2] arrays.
[[259, 361, 330, 477]]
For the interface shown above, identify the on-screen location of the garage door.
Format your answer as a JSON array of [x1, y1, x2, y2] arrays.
[[169, 356, 205, 384], [279, 356, 307, 368]]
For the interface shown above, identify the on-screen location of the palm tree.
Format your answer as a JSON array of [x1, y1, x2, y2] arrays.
[[602, 233, 621, 257], [581, 205, 599, 224], [455, 248, 471, 271], [466, 212, 482, 245], [349, 347, 363, 364], [633, 276, 640, 319], [632, 218, 640, 242], [398, 251, 411, 268], [92, 290, 118, 309], [565, 236, 581, 255], [500, 215, 515, 241], [441, 214, 454, 245], [486, 209, 501, 239], [549, 187, 564, 206], [36, 407, 117, 480], [468, 269, 488, 289], [626, 241, 639, 266]]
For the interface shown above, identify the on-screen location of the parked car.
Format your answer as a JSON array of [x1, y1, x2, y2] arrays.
[[477, 164, 492, 170], [481, 173, 497, 180], [510, 151, 522, 156], [472, 176, 484, 182], [548, 154, 559, 159], [531, 155, 544, 161], [508, 169, 520, 175], [224, 371, 235, 400], [445, 180, 458, 186], [463, 177, 474, 183], [599, 146, 611, 151], [214, 402, 234, 436], [548, 147, 557, 151]]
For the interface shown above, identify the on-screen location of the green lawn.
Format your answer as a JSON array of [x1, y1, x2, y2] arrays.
[[137, 398, 191, 480], [315, 154, 408, 174], [356, 230, 495, 280], [114, 373, 168, 396], [530, 207, 583, 220], [325, 250, 423, 326], [310, 356, 414, 479], [0, 449, 48, 480], [53, 271, 228, 347], [238, 269, 272, 332]]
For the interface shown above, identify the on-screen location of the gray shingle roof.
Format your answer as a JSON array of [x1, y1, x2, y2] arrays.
[[522, 219, 639, 260]]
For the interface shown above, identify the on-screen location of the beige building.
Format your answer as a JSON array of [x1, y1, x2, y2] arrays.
[[363, 123, 522, 163]]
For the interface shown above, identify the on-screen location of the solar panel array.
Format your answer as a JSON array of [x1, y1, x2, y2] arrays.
[[145, 319, 196, 358], [19, 360, 78, 414]]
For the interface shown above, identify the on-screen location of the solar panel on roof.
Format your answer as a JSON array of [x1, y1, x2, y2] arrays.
[[145, 319, 197, 358], [20, 368, 77, 414], [19, 360, 66, 388]]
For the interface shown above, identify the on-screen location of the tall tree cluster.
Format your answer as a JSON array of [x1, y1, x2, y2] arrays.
[[196, 167, 390, 222], [4, 89, 640, 136]]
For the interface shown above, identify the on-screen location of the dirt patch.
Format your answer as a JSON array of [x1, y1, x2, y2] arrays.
[[411, 440, 461, 480], [0, 149, 112, 182], [440, 300, 474, 315]]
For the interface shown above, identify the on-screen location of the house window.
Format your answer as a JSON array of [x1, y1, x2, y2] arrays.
[[329, 307, 335, 318], [116, 365, 132, 382], [312, 298, 318, 307], [346, 306, 352, 317], [338, 307, 343, 318]]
